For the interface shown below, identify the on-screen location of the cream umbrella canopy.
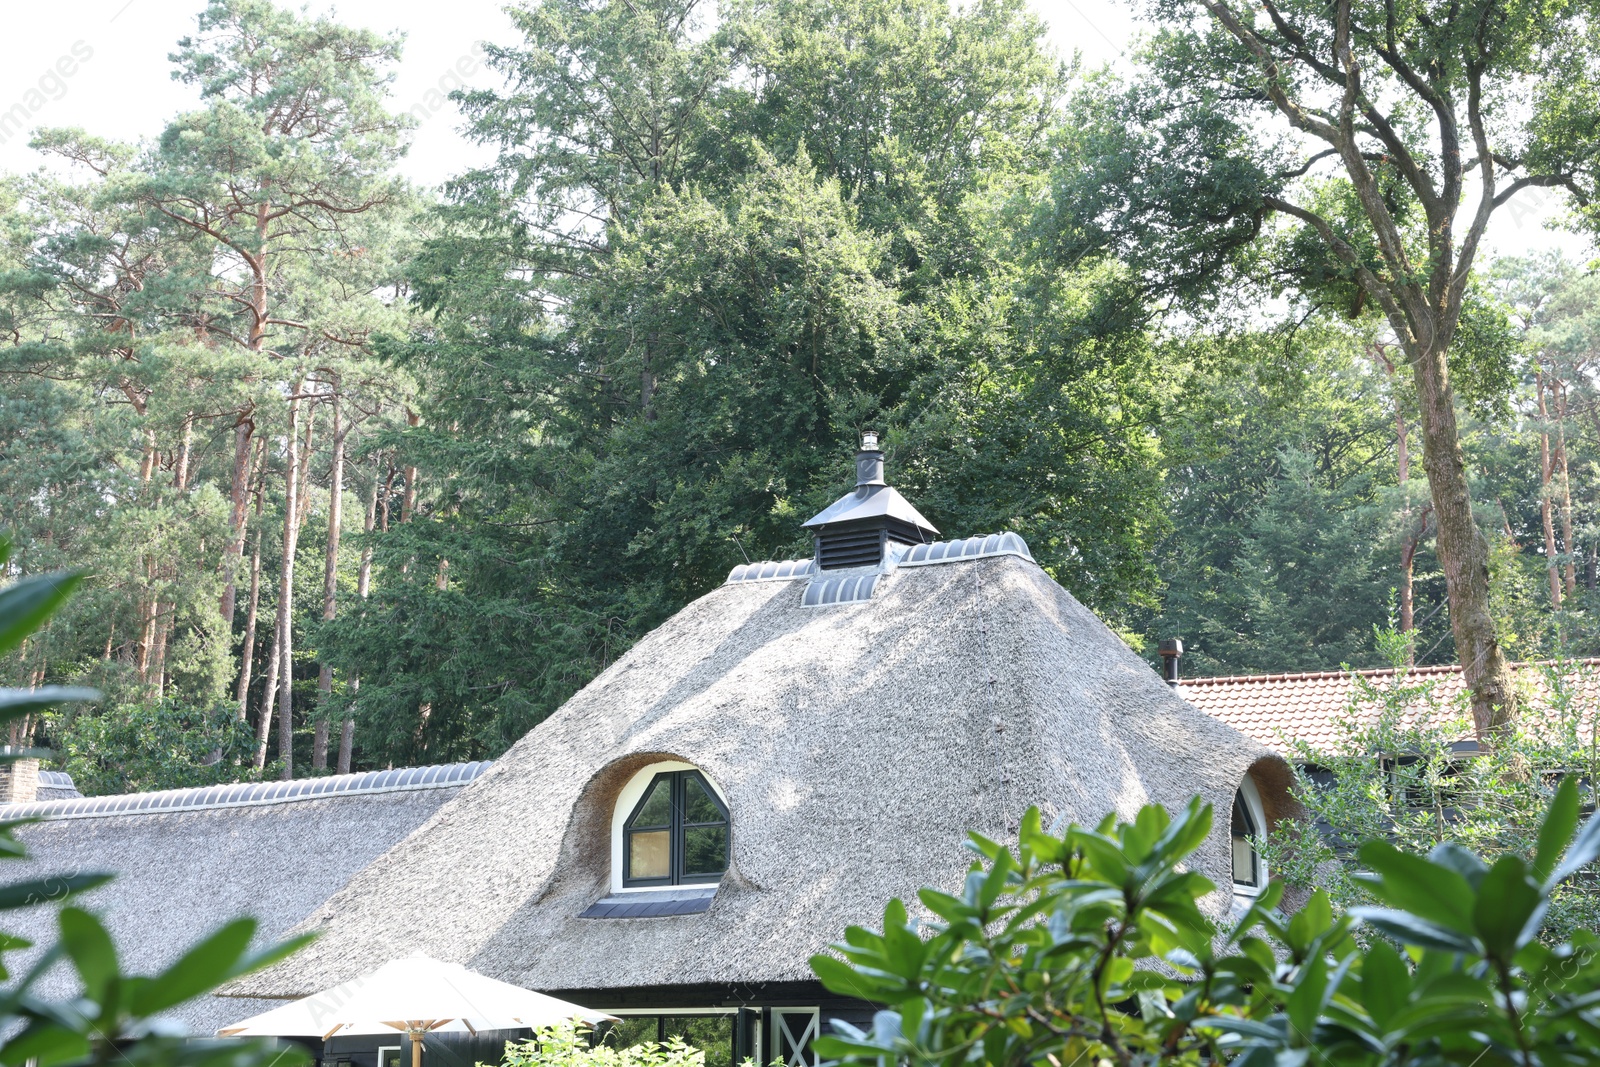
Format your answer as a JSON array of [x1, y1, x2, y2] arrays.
[[218, 954, 613, 1067]]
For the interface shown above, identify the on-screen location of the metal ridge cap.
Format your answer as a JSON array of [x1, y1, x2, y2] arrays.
[[724, 558, 815, 584], [897, 531, 1035, 567], [9, 761, 494, 822]]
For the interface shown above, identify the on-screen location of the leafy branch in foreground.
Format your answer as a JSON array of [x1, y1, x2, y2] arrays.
[[813, 782, 1600, 1066], [0, 537, 312, 1067]]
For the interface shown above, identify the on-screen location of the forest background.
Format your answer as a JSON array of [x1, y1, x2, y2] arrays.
[[3, 0, 1598, 793]]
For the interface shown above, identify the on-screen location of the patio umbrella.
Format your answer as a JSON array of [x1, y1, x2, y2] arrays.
[[218, 954, 613, 1067]]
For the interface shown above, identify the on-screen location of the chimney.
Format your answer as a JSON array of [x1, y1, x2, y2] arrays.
[[1158, 638, 1183, 687], [802, 432, 940, 570], [855, 430, 886, 487], [0, 756, 41, 804]]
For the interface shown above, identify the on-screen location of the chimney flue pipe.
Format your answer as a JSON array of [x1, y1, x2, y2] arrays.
[[855, 430, 885, 487], [1158, 638, 1183, 687]]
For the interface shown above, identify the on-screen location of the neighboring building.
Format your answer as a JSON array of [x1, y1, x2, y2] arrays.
[[1180, 657, 1600, 755], [7, 764, 492, 1035], [10, 438, 1300, 1067]]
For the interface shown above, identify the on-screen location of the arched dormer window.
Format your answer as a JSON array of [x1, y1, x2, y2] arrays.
[[618, 766, 729, 888], [1231, 775, 1268, 898]]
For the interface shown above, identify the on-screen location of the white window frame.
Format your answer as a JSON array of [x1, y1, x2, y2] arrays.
[[610, 762, 731, 893], [771, 1008, 820, 1067], [1231, 775, 1269, 903], [377, 1045, 402, 1067]]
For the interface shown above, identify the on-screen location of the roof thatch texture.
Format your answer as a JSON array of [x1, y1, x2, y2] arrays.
[[237, 548, 1294, 1001], [7, 766, 487, 1033]]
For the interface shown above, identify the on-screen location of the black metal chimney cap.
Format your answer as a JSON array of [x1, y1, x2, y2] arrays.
[[801, 433, 939, 536], [1158, 638, 1183, 686], [855, 429, 886, 487]]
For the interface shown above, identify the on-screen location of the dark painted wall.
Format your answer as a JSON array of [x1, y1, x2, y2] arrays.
[[310, 983, 877, 1067]]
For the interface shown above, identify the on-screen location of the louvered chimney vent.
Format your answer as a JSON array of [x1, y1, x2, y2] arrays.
[[802, 432, 939, 570]]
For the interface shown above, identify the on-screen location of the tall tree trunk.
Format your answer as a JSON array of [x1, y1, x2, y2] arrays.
[[401, 409, 419, 523], [311, 720, 329, 772], [148, 602, 169, 701], [254, 632, 278, 770], [393, 427, 431, 753], [642, 336, 658, 417], [275, 391, 304, 780], [313, 390, 346, 772], [1556, 380, 1576, 597], [172, 412, 195, 493], [1397, 391, 1414, 635], [237, 526, 265, 720], [1539, 368, 1562, 609], [148, 412, 197, 696], [235, 439, 268, 721], [1380, 345, 1425, 648], [138, 427, 157, 487], [380, 458, 396, 533], [296, 399, 317, 531], [220, 411, 256, 625], [1412, 341, 1514, 738], [338, 458, 381, 774], [134, 428, 158, 686], [137, 558, 157, 685]]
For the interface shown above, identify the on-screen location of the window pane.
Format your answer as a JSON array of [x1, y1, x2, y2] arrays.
[[683, 825, 728, 876], [682, 775, 724, 824], [1232, 835, 1257, 886], [629, 829, 671, 880], [630, 776, 672, 829], [598, 1017, 659, 1050], [1231, 793, 1254, 837], [662, 1015, 733, 1067]]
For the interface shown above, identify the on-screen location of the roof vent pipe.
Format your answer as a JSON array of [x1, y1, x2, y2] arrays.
[[856, 430, 886, 487], [1158, 638, 1183, 687]]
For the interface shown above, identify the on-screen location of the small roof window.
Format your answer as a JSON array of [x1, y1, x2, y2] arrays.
[[621, 768, 729, 888], [1231, 775, 1268, 899]]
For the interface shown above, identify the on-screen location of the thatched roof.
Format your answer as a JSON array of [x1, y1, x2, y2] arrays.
[[236, 538, 1294, 1001], [6, 763, 490, 1033]]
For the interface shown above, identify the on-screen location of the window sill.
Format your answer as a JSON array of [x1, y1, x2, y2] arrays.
[[1229, 882, 1266, 921], [579, 885, 718, 919]]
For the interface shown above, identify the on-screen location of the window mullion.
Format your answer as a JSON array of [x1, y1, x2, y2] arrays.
[[671, 770, 684, 886]]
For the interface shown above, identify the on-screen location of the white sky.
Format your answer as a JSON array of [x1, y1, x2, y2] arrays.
[[0, 0, 1584, 261]]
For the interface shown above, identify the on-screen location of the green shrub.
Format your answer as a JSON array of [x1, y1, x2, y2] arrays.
[[498, 1021, 706, 1067], [1267, 624, 1600, 940], [812, 787, 1600, 1066], [46, 697, 263, 797]]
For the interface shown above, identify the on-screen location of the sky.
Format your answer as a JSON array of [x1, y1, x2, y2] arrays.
[[0, 0, 1582, 261]]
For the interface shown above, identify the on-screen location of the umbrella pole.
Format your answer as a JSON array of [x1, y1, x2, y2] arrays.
[[412, 1030, 423, 1067]]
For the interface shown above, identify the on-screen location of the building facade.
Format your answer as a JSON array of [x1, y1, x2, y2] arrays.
[[11, 441, 1299, 1067]]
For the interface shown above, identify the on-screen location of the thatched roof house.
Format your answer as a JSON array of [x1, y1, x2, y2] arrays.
[[215, 437, 1297, 1067], [6, 763, 491, 1034]]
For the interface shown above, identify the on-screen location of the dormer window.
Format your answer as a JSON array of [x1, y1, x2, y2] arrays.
[[622, 769, 729, 887], [1231, 776, 1268, 897]]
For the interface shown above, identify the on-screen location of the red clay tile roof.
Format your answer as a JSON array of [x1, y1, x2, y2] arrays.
[[1181, 658, 1600, 755]]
